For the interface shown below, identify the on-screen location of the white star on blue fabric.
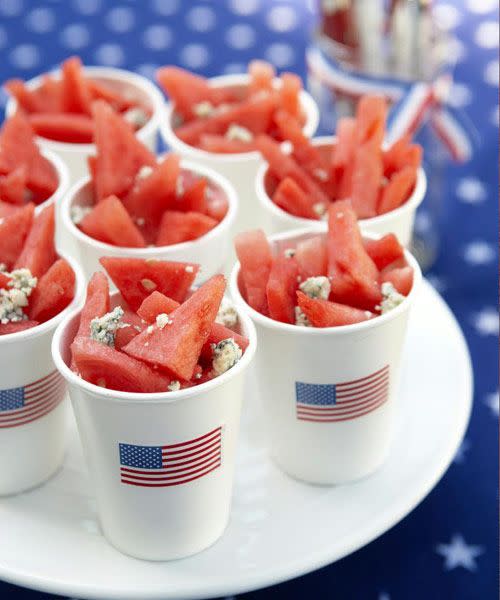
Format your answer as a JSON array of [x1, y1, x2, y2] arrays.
[[484, 391, 499, 417], [462, 241, 496, 265], [436, 534, 484, 571], [471, 307, 499, 336], [453, 439, 471, 464], [456, 177, 487, 204], [378, 592, 391, 600]]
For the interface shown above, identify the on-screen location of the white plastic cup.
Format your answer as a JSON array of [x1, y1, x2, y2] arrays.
[[51, 291, 257, 560], [5, 66, 165, 184], [61, 159, 238, 282], [0, 252, 85, 496], [230, 228, 422, 485], [159, 74, 319, 234], [256, 136, 427, 246]]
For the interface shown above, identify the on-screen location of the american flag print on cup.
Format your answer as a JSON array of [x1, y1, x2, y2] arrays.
[[0, 371, 66, 429], [295, 365, 390, 423], [119, 426, 223, 488]]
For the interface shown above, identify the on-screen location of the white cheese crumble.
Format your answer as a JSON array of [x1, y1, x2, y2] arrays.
[[123, 107, 149, 128], [0, 264, 6, 273], [284, 248, 296, 258], [313, 202, 327, 218], [185, 265, 194, 273], [70, 204, 92, 225], [167, 380, 181, 392], [156, 313, 172, 329], [313, 168, 328, 182], [216, 298, 238, 328], [193, 101, 215, 118], [0, 268, 37, 324], [211, 338, 242, 376], [377, 282, 405, 314], [225, 124, 253, 143], [90, 306, 125, 347], [146, 325, 154, 334], [135, 217, 145, 226], [299, 276, 331, 300], [295, 306, 311, 327], [136, 165, 153, 181]]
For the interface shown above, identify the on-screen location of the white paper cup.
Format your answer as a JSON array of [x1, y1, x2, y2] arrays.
[[159, 74, 319, 235], [61, 159, 238, 282], [0, 252, 85, 496], [230, 228, 422, 485], [256, 136, 427, 246], [52, 291, 257, 560], [6, 66, 165, 184]]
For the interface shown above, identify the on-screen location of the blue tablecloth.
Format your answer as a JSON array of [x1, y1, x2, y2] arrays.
[[1, 1, 497, 598]]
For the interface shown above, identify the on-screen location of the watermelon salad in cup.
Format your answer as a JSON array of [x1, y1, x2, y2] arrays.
[[0, 204, 77, 335], [157, 60, 312, 154], [67, 101, 229, 248], [256, 94, 424, 222], [234, 198, 415, 327], [69, 257, 249, 394], [4, 56, 151, 144]]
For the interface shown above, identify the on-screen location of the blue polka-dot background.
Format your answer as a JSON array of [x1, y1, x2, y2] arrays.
[[0, 1, 497, 599]]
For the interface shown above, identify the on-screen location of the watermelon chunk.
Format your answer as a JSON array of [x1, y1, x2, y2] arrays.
[[177, 176, 208, 214], [295, 235, 328, 279], [121, 155, 180, 242], [0, 321, 39, 335], [0, 203, 35, 269], [61, 56, 92, 115], [123, 274, 226, 380], [0, 201, 22, 219], [91, 100, 156, 201], [332, 117, 357, 169], [278, 72, 302, 118], [266, 255, 299, 324], [378, 166, 417, 215], [14, 203, 56, 277], [87, 79, 138, 113], [200, 322, 249, 362], [363, 234, 404, 270], [137, 291, 180, 323], [71, 337, 170, 393], [273, 177, 318, 220], [0, 167, 27, 205], [79, 195, 146, 248], [156, 66, 215, 121], [74, 272, 110, 341], [198, 134, 256, 154], [29, 113, 94, 144], [351, 140, 383, 219], [297, 291, 374, 327], [249, 60, 276, 95], [34, 75, 64, 113], [205, 185, 229, 221], [156, 210, 217, 246], [381, 266, 413, 296], [4, 79, 41, 113], [234, 229, 273, 314], [327, 200, 382, 310], [28, 258, 75, 322], [383, 135, 423, 177], [355, 95, 386, 147], [100, 257, 199, 310], [114, 309, 145, 350]]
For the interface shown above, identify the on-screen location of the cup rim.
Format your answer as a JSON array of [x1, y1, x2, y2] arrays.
[[34, 146, 70, 214], [229, 227, 422, 337], [5, 66, 165, 152], [0, 250, 86, 344], [159, 73, 320, 163], [256, 134, 427, 228], [60, 157, 238, 256], [51, 289, 258, 404]]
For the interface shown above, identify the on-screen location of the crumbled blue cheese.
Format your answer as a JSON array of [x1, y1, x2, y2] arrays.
[[0, 268, 37, 324], [136, 165, 154, 181], [295, 306, 311, 327], [167, 380, 181, 392], [313, 202, 327, 218], [193, 101, 215, 118], [378, 282, 405, 314], [299, 276, 331, 300], [216, 298, 238, 328], [225, 124, 253, 143], [90, 306, 125, 347], [123, 107, 149, 128], [70, 204, 92, 225], [212, 338, 242, 376], [156, 313, 172, 329]]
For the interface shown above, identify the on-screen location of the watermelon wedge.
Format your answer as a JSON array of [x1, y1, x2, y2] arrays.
[[297, 291, 373, 327], [0, 321, 39, 335], [114, 309, 145, 350], [4, 79, 41, 113], [332, 117, 356, 169], [378, 166, 417, 215], [249, 60, 276, 95], [381, 266, 413, 296], [176, 176, 208, 214], [156, 210, 217, 246], [0, 167, 27, 205], [29, 113, 94, 144], [355, 95, 386, 147], [273, 177, 318, 220], [278, 72, 302, 118], [295, 235, 328, 279], [61, 56, 92, 115], [137, 291, 180, 323], [234, 229, 273, 314], [122, 274, 226, 380], [266, 255, 299, 324], [79, 195, 146, 248], [74, 272, 110, 341], [363, 234, 404, 271], [351, 140, 383, 219], [14, 203, 56, 277], [0, 201, 22, 219], [28, 258, 75, 322], [71, 337, 171, 393], [100, 257, 199, 310], [383, 135, 423, 177], [0, 203, 35, 269]]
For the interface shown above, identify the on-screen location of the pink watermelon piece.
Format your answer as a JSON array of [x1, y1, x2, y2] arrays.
[[363, 234, 404, 271], [28, 258, 75, 323], [273, 177, 319, 220], [383, 134, 423, 177], [176, 176, 208, 214], [355, 95, 387, 147], [266, 255, 299, 324], [381, 266, 413, 296], [114, 309, 145, 351], [297, 291, 374, 327], [14, 203, 56, 277], [74, 272, 110, 341], [0, 203, 35, 269], [378, 166, 417, 215], [0, 200, 22, 219], [234, 229, 273, 314], [200, 322, 249, 362], [137, 291, 180, 323], [248, 60, 276, 95], [30, 113, 94, 144], [278, 72, 302, 118], [156, 210, 217, 246], [61, 56, 92, 115], [351, 140, 383, 219], [295, 235, 328, 279], [0, 167, 27, 205]]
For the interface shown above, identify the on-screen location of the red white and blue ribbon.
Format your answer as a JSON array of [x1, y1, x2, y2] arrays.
[[307, 45, 475, 162]]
